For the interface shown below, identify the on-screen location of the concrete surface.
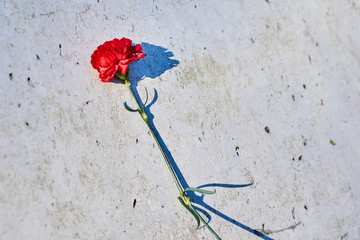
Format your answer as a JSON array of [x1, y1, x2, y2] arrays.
[[1, 0, 360, 239]]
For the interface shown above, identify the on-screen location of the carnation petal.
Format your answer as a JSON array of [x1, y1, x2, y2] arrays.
[[132, 44, 143, 52], [99, 65, 118, 82], [121, 37, 132, 47], [118, 64, 129, 75]]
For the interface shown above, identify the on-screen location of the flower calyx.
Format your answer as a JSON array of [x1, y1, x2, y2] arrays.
[[115, 71, 131, 87]]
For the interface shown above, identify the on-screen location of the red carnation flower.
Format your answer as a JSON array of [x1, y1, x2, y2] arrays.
[[91, 38, 146, 82]]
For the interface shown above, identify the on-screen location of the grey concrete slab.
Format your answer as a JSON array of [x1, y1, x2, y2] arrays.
[[1, 1, 359, 239]]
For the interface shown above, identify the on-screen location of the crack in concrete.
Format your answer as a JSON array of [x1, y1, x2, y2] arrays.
[[39, 11, 55, 17], [256, 221, 302, 235], [340, 233, 348, 239]]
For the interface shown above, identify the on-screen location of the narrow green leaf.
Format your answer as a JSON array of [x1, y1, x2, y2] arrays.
[[178, 197, 200, 229], [196, 211, 222, 240], [123, 102, 138, 112], [144, 87, 149, 106], [184, 187, 216, 195], [181, 201, 223, 240]]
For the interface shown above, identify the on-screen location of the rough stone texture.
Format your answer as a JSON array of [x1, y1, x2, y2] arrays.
[[1, 1, 359, 239]]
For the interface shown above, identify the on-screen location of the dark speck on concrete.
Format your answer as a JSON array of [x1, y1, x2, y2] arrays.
[[264, 126, 270, 134]]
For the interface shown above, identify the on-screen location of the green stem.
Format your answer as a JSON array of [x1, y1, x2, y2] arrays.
[[125, 80, 184, 194], [123, 77, 221, 240]]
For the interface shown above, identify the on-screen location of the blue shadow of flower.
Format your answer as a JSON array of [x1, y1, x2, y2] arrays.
[[129, 42, 179, 84]]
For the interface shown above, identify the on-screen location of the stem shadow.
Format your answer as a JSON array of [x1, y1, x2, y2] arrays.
[[197, 183, 254, 189], [136, 89, 273, 240], [126, 43, 274, 239]]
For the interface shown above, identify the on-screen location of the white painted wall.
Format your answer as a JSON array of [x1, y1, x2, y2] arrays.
[[1, 1, 359, 239]]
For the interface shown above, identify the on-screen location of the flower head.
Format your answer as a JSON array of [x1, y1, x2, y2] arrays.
[[91, 38, 146, 82]]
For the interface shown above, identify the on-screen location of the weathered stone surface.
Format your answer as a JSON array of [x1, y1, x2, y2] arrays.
[[1, 1, 359, 239]]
